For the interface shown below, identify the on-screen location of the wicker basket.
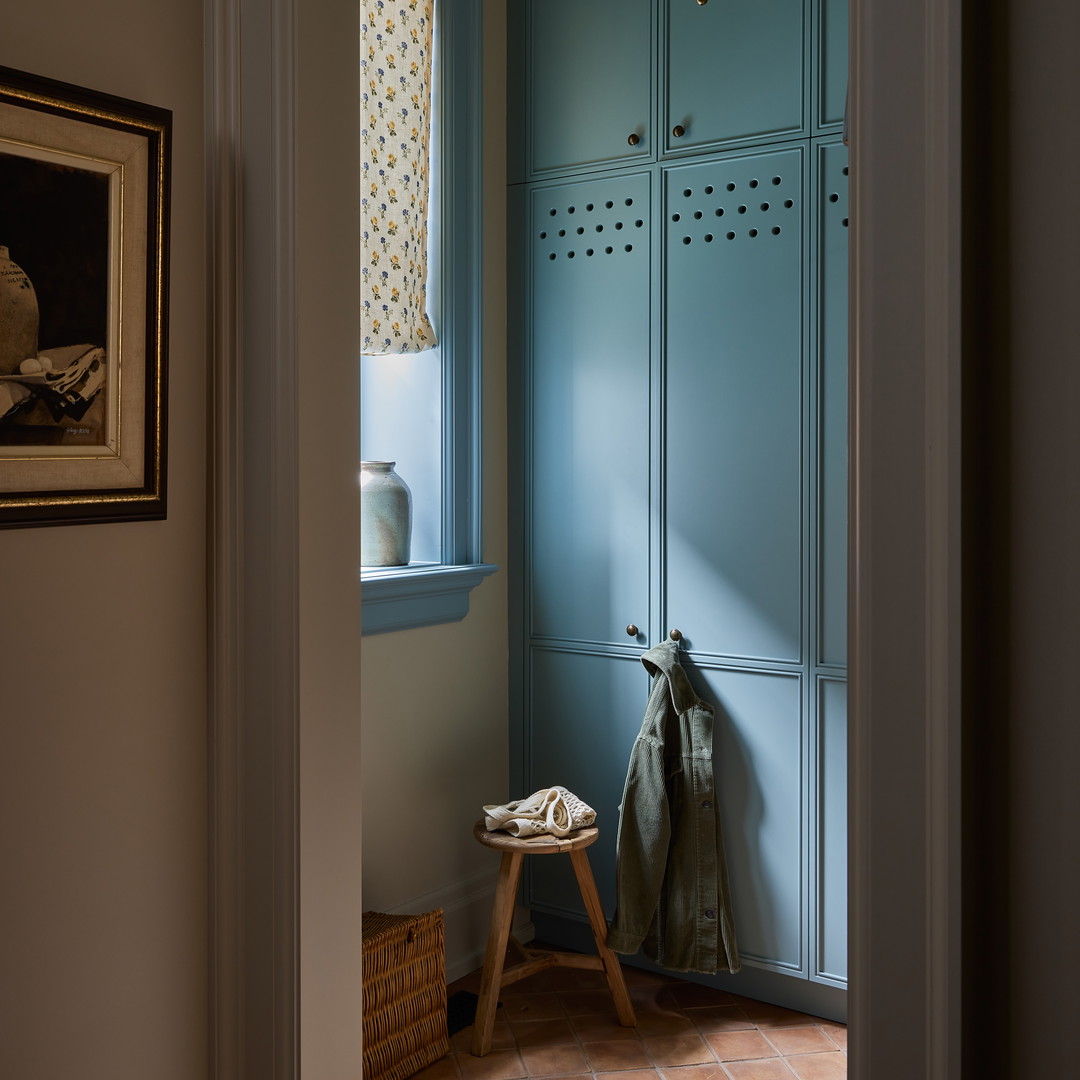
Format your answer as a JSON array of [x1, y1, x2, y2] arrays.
[[362, 910, 449, 1080]]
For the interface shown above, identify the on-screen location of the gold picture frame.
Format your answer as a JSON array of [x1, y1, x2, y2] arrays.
[[0, 66, 169, 527]]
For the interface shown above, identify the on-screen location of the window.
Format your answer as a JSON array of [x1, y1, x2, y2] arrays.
[[360, 0, 496, 634]]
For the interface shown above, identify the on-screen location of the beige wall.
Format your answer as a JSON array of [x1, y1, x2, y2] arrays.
[[297, 0, 365, 1074], [360, 0, 510, 981], [0, 3, 207, 1079]]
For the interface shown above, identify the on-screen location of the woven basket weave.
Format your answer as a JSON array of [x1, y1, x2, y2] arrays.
[[362, 910, 449, 1080]]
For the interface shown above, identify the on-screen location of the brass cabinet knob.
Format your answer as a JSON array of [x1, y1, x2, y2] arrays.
[[697, 0, 709, 5], [626, 624, 640, 637], [672, 124, 686, 138], [669, 628, 683, 641], [627, 132, 640, 146]]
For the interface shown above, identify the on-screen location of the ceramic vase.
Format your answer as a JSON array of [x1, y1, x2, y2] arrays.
[[0, 246, 39, 376], [360, 460, 413, 567]]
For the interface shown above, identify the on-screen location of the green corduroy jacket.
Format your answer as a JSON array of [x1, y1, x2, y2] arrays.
[[606, 639, 741, 975]]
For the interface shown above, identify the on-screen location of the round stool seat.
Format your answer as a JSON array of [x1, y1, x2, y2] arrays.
[[473, 819, 599, 854]]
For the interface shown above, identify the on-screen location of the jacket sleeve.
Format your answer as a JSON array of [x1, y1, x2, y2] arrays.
[[606, 731, 671, 955]]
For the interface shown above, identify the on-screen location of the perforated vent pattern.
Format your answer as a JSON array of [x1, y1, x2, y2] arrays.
[[826, 161, 849, 229], [667, 164, 797, 245], [538, 194, 647, 261]]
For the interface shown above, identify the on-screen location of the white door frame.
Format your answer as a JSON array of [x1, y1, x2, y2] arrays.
[[205, 0, 969, 1076], [849, 0, 964, 1075]]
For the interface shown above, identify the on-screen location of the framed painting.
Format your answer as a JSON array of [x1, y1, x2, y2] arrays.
[[0, 66, 169, 527]]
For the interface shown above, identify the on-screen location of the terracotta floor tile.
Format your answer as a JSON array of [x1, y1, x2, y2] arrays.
[[685, 1006, 755, 1034], [451, 1021, 516, 1053], [733, 1002, 822, 1030], [666, 983, 739, 1010], [761, 1027, 837, 1057], [596, 1072, 662, 1080], [499, 992, 567, 1022], [817, 1024, 847, 1051], [569, 1013, 641, 1042], [413, 1054, 462, 1080], [630, 983, 681, 1010], [509, 1018, 578, 1048], [558, 988, 621, 1016], [621, 967, 680, 988], [654, 1064, 729, 1080], [519, 1044, 591, 1077], [705, 1030, 779, 1063], [643, 1033, 717, 1067], [721, 1060, 796, 1080], [582, 1039, 654, 1072], [782, 1052, 847, 1080], [633, 1009, 699, 1037], [455, 1049, 528, 1080]]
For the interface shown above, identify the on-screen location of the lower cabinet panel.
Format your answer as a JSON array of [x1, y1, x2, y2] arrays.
[[817, 677, 847, 982], [525, 648, 807, 978], [693, 665, 805, 974], [526, 647, 649, 918]]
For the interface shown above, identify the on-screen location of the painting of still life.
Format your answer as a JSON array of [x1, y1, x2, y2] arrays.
[[0, 66, 169, 527]]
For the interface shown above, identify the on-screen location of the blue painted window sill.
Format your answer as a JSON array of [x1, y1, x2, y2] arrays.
[[361, 562, 498, 635]]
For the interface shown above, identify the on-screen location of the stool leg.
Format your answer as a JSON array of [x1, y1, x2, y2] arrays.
[[569, 848, 636, 1028], [471, 850, 524, 1056]]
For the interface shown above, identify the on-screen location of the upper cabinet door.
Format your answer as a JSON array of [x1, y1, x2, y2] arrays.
[[528, 173, 654, 647], [816, 0, 849, 130], [664, 0, 806, 155], [516, 0, 655, 180]]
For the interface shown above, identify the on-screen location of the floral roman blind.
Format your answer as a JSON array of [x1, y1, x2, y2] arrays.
[[361, 0, 438, 354]]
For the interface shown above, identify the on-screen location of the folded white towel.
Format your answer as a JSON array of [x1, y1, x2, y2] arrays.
[[483, 786, 596, 838]]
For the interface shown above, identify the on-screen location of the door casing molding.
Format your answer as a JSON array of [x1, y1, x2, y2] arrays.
[[849, 0, 964, 1076]]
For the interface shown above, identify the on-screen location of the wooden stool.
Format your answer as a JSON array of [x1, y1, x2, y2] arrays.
[[470, 820, 636, 1056]]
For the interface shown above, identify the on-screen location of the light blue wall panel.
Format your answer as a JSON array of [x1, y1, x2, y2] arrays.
[[695, 664, 805, 973], [664, 0, 806, 154], [817, 677, 847, 982], [818, 141, 848, 666], [529, 175, 653, 645], [525, 0, 655, 177], [526, 648, 650, 918], [664, 149, 805, 663]]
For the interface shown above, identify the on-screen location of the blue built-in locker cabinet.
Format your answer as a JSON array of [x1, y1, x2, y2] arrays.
[[508, 0, 848, 1018]]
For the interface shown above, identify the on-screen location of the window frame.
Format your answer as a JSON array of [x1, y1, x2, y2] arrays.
[[360, 0, 496, 635]]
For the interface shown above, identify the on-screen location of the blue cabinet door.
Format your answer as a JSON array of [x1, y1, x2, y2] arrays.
[[663, 148, 806, 663], [817, 139, 848, 667], [664, 0, 806, 155], [816, 0, 849, 131], [519, 0, 655, 179], [528, 174, 653, 646], [815, 677, 847, 983], [526, 648, 649, 918], [697, 666, 806, 974]]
